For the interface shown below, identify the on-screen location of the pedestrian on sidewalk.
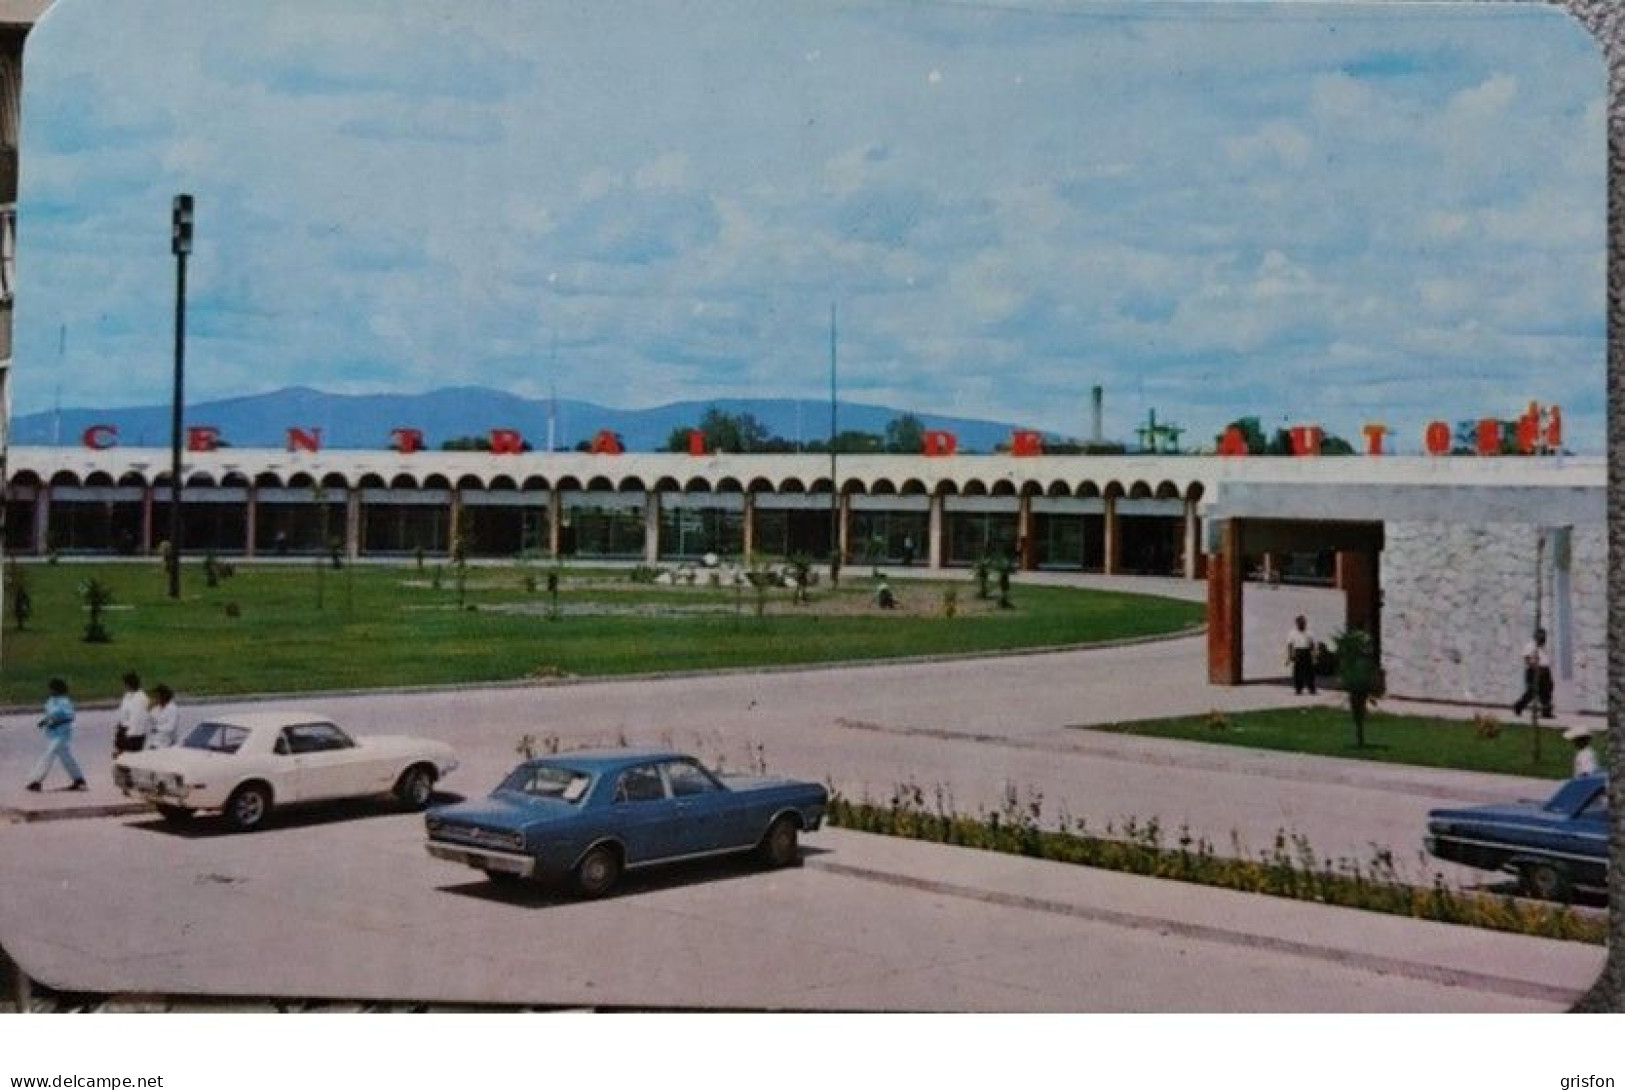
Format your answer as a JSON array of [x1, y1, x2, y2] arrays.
[[1512, 627, 1555, 719], [27, 678, 86, 792], [1564, 725, 1599, 778], [111, 671, 150, 757], [145, 684, 181, 749], [1285, 615, 1318, 695]]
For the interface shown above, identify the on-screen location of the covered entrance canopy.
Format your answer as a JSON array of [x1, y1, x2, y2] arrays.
[[1201, 474, 1605, 690]]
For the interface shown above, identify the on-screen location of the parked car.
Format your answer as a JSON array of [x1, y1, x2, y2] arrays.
[[112, 711, 459, 831], [424, 748, 828, 896], [1424, 774, 1608, 900]]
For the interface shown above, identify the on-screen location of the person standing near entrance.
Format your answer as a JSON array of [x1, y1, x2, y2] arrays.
[[1286, 615, 1318, 695], [27, 678, 86, 792], [1512, 627, 1555, 719], [112, 672, 149, 758]]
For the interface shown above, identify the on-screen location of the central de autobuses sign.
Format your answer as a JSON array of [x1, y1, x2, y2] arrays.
[[76, 402, 1562, 458]]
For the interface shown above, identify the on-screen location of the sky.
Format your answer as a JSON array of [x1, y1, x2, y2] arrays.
[[11, 0, 1608, 452]]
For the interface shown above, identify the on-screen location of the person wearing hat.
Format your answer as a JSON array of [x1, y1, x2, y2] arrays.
[[1564, 725, 1599, 778]]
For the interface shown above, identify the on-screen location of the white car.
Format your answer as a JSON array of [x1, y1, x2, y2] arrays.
[[112, 711, 459, 831]]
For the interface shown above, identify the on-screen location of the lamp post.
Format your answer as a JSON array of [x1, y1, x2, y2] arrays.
[[168, 194, 193, 599], [828, 303, 839, 586]]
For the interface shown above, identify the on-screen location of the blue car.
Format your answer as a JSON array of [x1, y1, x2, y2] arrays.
[[424, 748, 828, 896], [1424, 774, 1608, 901]]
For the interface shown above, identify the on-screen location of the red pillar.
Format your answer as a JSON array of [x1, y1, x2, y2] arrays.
[[1339, 549, 1381, 659], [1207, 520, 1243, 685]]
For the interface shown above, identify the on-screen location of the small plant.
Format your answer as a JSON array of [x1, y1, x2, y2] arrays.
[[413, 545, 426, 571], [523, 573, 538, 593], [1205, 710, 1231, 732], [224, 601, 242, 618], [941, 586, 958, 618], [994, 556, 1014, 609], [1473, 714, 1502, 740], [79, 577, 114, 643], [8, 559, 30, 631], [203, 552, 221, 588], [430, 564, 444, 590], [328, 537, 345, 570], [973, 558, 991, 599]]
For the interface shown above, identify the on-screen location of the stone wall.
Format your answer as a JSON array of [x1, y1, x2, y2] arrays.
[[1381, 522, 1607, 714]]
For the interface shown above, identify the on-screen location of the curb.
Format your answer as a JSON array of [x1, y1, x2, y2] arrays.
[[1, 801, 148, 825]]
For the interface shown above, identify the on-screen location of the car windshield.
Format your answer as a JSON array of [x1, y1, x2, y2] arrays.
[[501, 764, 593, 803], [182, 722, 250, 754]]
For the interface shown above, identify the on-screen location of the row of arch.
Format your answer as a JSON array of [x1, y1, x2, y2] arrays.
[[15, 468, 1204, 502]]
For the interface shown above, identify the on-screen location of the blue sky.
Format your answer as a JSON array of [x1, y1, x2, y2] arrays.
[[12, 0, 1607, 451]]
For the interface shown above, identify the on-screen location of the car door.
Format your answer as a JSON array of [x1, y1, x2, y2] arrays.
[[281, 722, 371, 801], [659, 758, 739, 854], [609, 763, 678, 864]]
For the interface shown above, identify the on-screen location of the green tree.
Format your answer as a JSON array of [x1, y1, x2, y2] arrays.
[[665, 408, 773, 453], [884, 413, 927, 454], [1333, 628, 1380, 748]]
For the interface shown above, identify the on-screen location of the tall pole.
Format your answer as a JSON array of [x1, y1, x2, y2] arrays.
[[828, 302, 839, 584], [169, 194, 193, 599]]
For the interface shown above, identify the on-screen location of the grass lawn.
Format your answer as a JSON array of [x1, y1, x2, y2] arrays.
[[0, 560, 1204, 704], [1088, 705, 1604, 780]]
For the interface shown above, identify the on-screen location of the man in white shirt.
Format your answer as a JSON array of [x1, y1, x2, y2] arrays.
[[112, 672, 150, 757], [146, 684, 181, 748], [1512, 628, 1555, 719], [1285, 615, 1317, 695]]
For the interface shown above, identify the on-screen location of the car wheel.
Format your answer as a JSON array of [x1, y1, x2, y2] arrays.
[[573, 845, 622, 898], [223, 783, 273, 832], [1522, 861, 1572, 901], [393, 765, 436, 810], [154, 803, 194, 824], [757, 815, 800, 868]]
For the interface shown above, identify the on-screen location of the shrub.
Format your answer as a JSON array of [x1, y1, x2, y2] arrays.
[[79, 577, 114, 643]]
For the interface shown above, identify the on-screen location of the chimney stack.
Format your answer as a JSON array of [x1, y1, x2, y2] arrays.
[[1090, 385, 1103, 443]]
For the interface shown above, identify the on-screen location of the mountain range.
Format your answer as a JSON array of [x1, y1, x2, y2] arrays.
[[10, 386, 1050, 453]]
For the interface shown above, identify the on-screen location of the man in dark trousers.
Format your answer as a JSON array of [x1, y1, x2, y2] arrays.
[[1285, 615, 1318, 695], [1512, 627, 1555, 718]]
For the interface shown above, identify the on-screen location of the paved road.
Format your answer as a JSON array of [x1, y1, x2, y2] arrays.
[[0, 581, 1570, 884], [0, 812, 1601, 1011]]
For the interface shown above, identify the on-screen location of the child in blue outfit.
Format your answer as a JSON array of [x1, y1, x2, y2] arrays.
[[28, 677, 86, 792]]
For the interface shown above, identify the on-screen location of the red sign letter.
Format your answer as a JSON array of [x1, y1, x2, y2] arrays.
[[488, 428, 526, 455], [1474, 418, 1501, 456], [1217, 425, 1249, 457], [589, 429, 623, 455], [390, 427, 424, 454], [81, 424, 118, 450], [1288, 425, 1322, 457], [1361, 423, 1387, 456], [922, 430, 958, 457], [186, 425, 221, 452], [1009, 429, 1043, 457], [1545, 405, 1562, 450], [1423, 420, 1451, 455], [687, 429, 706, 456], [286, 427, 322, 453]]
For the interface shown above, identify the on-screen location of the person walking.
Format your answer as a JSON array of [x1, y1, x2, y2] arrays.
[[1285, 615, 1318, 695], [27, 678, 86, 792], [1512, 628, 1555, 719], [111, 671, 150, 757], [145, 684, 181, 749]]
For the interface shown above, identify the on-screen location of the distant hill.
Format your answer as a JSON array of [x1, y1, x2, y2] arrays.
[[10, 386, 1050, 453]]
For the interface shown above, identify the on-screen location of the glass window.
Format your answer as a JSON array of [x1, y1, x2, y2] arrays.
[[282, 722, 354, 754], [182, 722, 250, 754], [663, 759, 722, 797], [502, 764, 592, 803], [614, 764, 667, 803]]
